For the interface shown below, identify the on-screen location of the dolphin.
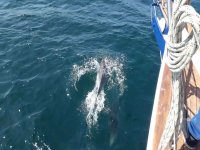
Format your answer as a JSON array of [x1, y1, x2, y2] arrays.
[[78, 61, 110, 148], [77, 58, 120, 149], [84, 59, 110, 126], [94, 59, 119, 147], [95, 60, 108, 96]]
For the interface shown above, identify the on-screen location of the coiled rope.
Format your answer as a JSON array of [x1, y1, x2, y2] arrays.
[[158, 0, 200, 149]]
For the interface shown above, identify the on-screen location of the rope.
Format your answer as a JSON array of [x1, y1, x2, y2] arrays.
[[166, 3, 200, 72], [158, 0, 200, 149]]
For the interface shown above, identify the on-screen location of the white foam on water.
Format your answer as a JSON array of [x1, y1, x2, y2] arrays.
[[85, 88, 106, 128], [32, 142, 51, 150], [33, 143, 42, 150], [71, 58, 99, 90], [103, 57, 126, 95], [71, 57, 126, 128], [32, 134, 51, 150]]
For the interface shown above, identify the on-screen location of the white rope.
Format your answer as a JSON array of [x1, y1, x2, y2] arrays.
[[166, 4, 200, 72], [158, 0, 200, 149]]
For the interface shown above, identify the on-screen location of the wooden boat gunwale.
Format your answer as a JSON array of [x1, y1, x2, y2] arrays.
[[147, 0, 200, 149]]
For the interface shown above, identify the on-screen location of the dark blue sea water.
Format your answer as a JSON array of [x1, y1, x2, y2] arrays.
[[1, 0, 200, 150]]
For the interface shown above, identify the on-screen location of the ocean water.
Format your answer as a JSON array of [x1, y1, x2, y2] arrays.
[[1, 0, 199, 150]]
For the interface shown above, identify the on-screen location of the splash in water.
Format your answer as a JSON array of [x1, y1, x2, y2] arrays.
[[71, 57, 125, 128]]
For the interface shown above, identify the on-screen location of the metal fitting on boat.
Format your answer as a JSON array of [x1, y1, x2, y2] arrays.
[[151, 1, 161, 7]]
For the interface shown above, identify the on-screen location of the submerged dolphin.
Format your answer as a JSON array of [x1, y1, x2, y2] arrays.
[[109, 96, 119, 147]]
